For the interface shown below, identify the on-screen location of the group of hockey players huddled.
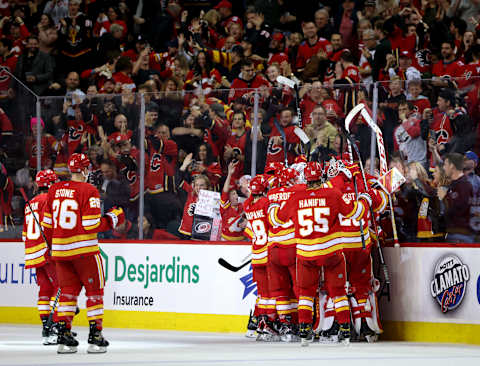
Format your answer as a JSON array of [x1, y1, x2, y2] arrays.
[[21, 151, 389, 350], [243, 156, 389, 346], [22, 153, 125, 354]]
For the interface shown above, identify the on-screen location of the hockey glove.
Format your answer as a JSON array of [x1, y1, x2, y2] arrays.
[[358, 191, 373, 208], [105, 206, 125, 229]]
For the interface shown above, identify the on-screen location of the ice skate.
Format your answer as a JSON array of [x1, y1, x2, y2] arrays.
[[339, 323, 351, 346], [361, 319, 378, 343], [41, 319, 56, 345], [87, 321, 109, 354], [319, 321, 339, 343], [245, 311, 258, 339], [299, 323, 314, 347], [43, 321, 58, 345], [255, 316, 265, 341], [278, 322, 300, 342], [56, 321, 78, 354], [260, 317, 280, 342]]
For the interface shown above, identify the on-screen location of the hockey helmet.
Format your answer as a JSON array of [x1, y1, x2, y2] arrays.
[[249, 175, 267, 195], [68, 153, 91, 173], [279, 167, 297, 185], [265, 162, 284, 175], [35, 169, 58, 188], [304, 161, 323, 182]]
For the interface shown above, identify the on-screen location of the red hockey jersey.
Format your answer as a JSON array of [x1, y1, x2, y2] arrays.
[[22, 193, 49, 268], [276, 185, 369, 261], [219, 191, 245, 241], [266, 185, 302, 248], [265, 124, 301, 166], [244, 195, 270, 266], [42, 181, 112, 260]]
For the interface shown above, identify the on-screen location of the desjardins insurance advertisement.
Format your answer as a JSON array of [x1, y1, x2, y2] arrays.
[[98, 243, 256, 315], [0, 242, 257, 316]]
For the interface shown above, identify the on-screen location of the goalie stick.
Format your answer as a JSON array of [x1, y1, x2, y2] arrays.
[[344, 103, 400, 247], [19, 187, 62, 328], [339, 126, 391, 301], [218, 257, 251, 272]]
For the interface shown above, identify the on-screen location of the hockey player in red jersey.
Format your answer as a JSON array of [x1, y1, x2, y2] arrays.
[[266, 168, 302, 342], [327, 159, 388, 342], [244, 175, 278, 341], [41, 153, 125, 354], [275, 161, 372, 346], [22, 169, 59, 345]]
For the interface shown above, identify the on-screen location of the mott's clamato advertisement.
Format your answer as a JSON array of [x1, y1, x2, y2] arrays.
[[430, 255, 470, 313], [381, 247, 480, 325]]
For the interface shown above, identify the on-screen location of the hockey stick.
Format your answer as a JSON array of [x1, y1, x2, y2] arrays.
[[218, 257, 251, 272], [276, 76, 309, 157], [273, 118, 288, 166], [19, 187, 62, 325], [339, 127, 391, 301], [344, 103, 400, 247], [19, 187, 49, 245], [351, 175, 367, 250]]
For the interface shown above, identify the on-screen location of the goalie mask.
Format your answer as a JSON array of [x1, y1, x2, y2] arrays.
[[327, 158, 353, 180], [291, 162, 307, 184]]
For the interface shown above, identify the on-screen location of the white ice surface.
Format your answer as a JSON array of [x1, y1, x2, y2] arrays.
[[0, 324, 479, 366]]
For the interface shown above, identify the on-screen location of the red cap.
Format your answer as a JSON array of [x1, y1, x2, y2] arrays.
[[268, 52, 289, 65], [226, 15, 242, 28], [399, 50, 412, 59], [214, 0, 232, 9], [272, 32, 284, 42]]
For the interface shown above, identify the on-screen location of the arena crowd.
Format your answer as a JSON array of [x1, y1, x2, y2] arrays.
[[0, 0, 479, 243]]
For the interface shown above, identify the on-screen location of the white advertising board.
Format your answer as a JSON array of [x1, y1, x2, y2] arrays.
[[0, 242, 256, 315], [381, 246, 480, 324], [2, 242, 480, 327]]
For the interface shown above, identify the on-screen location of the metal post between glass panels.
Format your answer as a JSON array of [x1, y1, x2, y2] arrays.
[[138, 94, 146, 240], [36, 99, 42, 173], [370, 82, 378, 174], [251, 90, 259, 177]]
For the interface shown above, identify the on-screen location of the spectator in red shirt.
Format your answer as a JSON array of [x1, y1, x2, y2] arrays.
[[0, 37, 17, 100], [407, 79, 431, 115], [93, 6, 128, 39], [112, 56, 136, 92], [228, 59, 269, 104], [220, 161, 246, 241], [296, 20, 333, 73], [432, 39, 465, 88], [177, 154, 211, 238]]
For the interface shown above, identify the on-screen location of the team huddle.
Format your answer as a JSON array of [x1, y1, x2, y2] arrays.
[[22, 151, 389, 350], [243, 158, 389, 346], [22, 153, 125, 354]]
